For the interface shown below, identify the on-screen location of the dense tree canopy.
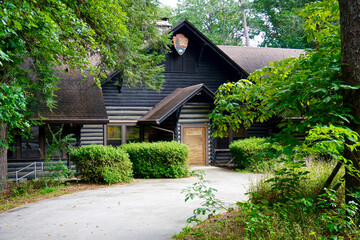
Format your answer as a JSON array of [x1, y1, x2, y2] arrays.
[[210, 0, 360, 201], [171, 0, 259, 45], [252, 0, 317, 49], [170, 0, 316, 48], [209, 0, 342, 139], [0, 0, 170, 188]]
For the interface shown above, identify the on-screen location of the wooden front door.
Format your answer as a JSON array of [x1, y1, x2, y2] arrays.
[[182, 125, 207, 165]]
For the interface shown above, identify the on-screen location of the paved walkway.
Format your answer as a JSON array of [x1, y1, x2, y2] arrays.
[[0, 166, 261, 240]]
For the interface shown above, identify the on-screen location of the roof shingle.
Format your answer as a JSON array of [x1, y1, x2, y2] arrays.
[[218, 46, 304, 74], [38, 69, 108, 123]]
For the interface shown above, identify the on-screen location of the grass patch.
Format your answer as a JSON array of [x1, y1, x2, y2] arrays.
[[248, 160, 345, 205], [0, 179, 126, 213]]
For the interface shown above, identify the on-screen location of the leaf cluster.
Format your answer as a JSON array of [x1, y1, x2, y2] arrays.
[[70, 145, 133, 184], [120, 141, 189, 178], [0, 0, 171, 148], [182, 170, 225, 223], [252, 0, 318, 48]]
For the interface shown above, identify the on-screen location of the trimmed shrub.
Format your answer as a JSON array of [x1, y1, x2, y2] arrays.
[[120, 141, 189, 178], [229, 137, 283, 172], [70, 145, 133, 184]]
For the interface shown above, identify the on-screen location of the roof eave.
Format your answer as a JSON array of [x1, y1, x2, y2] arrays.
[[34, 118, 109, 124]]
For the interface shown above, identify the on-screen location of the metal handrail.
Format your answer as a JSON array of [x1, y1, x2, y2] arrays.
[[15, 162, 44, 183]]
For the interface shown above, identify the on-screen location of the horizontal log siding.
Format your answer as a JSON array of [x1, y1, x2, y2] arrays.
[[177, 104, 213, 163], [80, 124, 104, 146], [247, 123, 270, 138], [106, 106, 151, 123]]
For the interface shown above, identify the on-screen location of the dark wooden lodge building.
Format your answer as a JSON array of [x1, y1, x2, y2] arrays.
[[7, 20, 303, 177]]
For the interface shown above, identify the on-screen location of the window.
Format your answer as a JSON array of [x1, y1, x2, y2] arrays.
[[126, 126, 140, 143], [214, 127, 246, 150], [7, 143, 16, 159], [10, 124, 80, 160], [21, 126, 40, 158], [107, 125, 141, 145], [45, 126, 62, 158], [107, 126, 122, 146]]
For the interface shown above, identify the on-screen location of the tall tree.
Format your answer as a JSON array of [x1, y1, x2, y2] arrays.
[[209, 0, 341, 140], [338, 0, 360, 201], [171, 0, 258, 45], [0, 0, 170, 189], [252, 0, 317, 49], [211, 0, 360, 202], [240, 0, 250, 47]]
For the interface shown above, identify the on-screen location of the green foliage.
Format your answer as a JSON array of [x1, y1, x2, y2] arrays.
[[42, 125, 75, 182], [209, 0, 343, 140], [235, 191, 360, 239], [40, 187, 56, 194], [120, 141, 189, 178], [252, 0, 318, 48], [70, 145, 133, 184], [11, 183, 28, 197], [248, 160, 345, 206], [229, 137, 283, 172], [264, 160, 311, 202], [171, 0, 258, 45], [175, 161, 358, 240], [0, 0, 171, 183], [182, 170, 224, 223], [0, 83, 28, 147]]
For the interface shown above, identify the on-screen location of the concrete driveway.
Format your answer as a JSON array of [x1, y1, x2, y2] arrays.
[[0, 166, 261, 240]]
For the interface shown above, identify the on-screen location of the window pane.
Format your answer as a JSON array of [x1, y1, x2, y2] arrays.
[[45, 126, 62, 158], [232, 128, 246, 141], [108, 126, 122, 146], [215, 136, 229, 149], [21, 126, 40, 158], [126, 126, 140, 143], [7, 143, 16, 159]]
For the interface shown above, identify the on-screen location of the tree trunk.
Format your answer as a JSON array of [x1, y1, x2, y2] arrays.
[[0, 121, 8, 190], [338, 0, 360, 202], [240, 0, 250, 46]]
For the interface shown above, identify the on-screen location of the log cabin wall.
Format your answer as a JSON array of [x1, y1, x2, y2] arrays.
[[80, 124, 105, 146]]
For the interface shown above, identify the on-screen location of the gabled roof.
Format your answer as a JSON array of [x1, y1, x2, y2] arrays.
[[170, 20, 248, 78], [218, 46, 305, 74], [138, 84, 214, 125], [38, 69, 108, 124]]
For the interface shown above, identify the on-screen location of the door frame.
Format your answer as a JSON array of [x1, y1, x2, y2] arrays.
[[180, 124, 209, 166]]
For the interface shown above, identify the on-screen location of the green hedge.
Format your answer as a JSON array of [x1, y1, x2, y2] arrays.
[[229, 137, 283, 172], [120, 141, 189, 178], [70, 145, 133, 184]]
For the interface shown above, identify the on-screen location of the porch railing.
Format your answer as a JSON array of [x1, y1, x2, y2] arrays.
[[15, 162, 44, 183]]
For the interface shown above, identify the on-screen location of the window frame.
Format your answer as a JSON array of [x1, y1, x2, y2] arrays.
[[7, 124, 76, 160], [106, 123, 140, 146], [214, 128, 247, 150]]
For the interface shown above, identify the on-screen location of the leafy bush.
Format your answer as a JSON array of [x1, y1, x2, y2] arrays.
[[229, 137, 283, 172], [120, 141, 189, 178], [70, 145, 133, 184]]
